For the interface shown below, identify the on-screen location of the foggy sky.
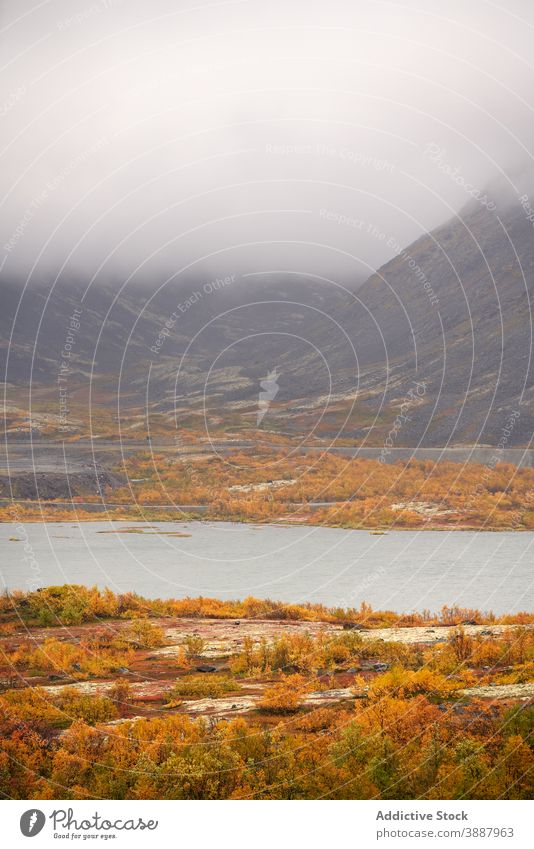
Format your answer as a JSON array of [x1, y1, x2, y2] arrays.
[[2, 0, 534, 288]]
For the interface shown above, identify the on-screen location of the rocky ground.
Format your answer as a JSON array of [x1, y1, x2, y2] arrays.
[[2, 617, 532, 724]]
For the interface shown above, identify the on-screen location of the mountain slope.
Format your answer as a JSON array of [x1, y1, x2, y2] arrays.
[[319, 193, 534, 446], [152, 192, 534, 447], [2, 194, 533, 448]]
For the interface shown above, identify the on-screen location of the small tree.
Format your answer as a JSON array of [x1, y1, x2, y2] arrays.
[[124, 620, 164, 648], [183, 635, 205, 658], [448, 627, 473, 663]]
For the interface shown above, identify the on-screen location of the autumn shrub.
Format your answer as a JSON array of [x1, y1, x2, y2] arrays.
[[362, 693, 441, 736], [368, 666, 462, 700], [107, 680, 133, 715], [500, 628, 534, 665], [182, 635, 205, 658], [3, 683, 117, 734], [232, 632, 328, 676], [494, 661, 534, 685], [6, 450, 534, 532], [83, 628, 133, 653], [0, 687, 65, 726], [427, 628, 534, 675], [231, 630, 421, 677], [0, 684, 533, 799], [259, 673, 310, 714], [322, 640, 352, 666], [169, 674, 239, 700], [448, 627, 474, 662], [124, 620, 165, 648], [500, 704, 534, 744], [55, 688, 118, 725], [469, 637, 506, 667], [12, 637, 133, 678], [2, 584, 532, 628], [26, 585, 92, 626]]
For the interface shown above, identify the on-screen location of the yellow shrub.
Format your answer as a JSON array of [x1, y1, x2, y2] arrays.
[[369, 666, 461, 700], [259, 674, 310, 714]]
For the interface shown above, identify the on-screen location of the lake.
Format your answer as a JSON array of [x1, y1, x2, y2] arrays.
[[1, 521, 533, 614]]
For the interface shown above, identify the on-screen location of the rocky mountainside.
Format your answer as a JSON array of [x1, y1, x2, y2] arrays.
[[325, 192, 534, 446], [2, 192, 533, 447], [154, 191, 534, 447]]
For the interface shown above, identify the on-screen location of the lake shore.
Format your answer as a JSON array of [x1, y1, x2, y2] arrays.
[[1, 502, 532, 532]]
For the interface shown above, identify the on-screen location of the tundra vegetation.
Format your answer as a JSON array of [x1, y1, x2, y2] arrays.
[[3, 451, 534, 530], [0, 585, 532, 800]]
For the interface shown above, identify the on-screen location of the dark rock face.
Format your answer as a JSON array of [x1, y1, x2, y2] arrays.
[[0, 469, 124, 501], [297, 193, 534, 447]]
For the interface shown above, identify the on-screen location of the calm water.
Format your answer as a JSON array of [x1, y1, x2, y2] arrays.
[[1, 521, 533, 614]]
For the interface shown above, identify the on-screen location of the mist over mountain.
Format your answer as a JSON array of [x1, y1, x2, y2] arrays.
[[2, 0, 534, 283], [2, 1, 534, 450], [3, 185, 534, 448]]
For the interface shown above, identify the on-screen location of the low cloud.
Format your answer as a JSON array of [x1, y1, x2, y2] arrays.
[[1, 0, 534, 287]]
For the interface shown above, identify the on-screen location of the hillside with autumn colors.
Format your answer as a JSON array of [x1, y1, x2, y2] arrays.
[[0, 585, 532, 801], [3, 447, 534, 531]]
